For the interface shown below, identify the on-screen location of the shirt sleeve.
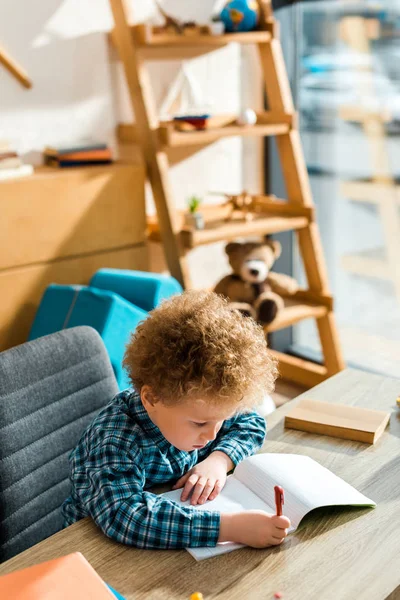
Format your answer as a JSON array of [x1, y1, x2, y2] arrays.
[[80, 444, 221, 549], [199, 410, 267, 466]]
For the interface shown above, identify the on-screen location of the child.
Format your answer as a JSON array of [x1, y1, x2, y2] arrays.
[[62, 291, 290, 550]]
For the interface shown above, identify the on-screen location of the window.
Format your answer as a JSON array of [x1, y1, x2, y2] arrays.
[[269, 1, 400, 378]]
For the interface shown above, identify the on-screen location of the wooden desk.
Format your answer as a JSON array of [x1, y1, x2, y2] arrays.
[[1, 369, 399, 599]]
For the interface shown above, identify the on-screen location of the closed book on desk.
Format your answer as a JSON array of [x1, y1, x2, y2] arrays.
[[0, 552, 119, 599], [285, 398, 390, 444]]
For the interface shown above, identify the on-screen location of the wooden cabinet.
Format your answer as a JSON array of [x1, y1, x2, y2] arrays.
[[0, 161, 147, 351]]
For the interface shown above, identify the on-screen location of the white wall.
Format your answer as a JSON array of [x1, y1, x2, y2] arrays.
[[0, 0, 249, 288], [0, 0, 116, 161]]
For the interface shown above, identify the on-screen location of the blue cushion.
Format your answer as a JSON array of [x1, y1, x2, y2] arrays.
[[29, 285, 148, 391], [90, 269, 182, 313]]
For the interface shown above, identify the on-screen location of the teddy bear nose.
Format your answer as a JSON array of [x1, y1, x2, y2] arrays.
[[250, 269, 259, 276]]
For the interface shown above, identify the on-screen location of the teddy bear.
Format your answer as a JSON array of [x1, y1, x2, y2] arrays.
[[214, 237, 299, 325]]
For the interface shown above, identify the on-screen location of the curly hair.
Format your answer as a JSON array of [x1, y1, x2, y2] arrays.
[[123, 290, 277, 409]]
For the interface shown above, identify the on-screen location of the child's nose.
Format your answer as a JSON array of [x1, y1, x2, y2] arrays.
[[201, 424, 219, 442]]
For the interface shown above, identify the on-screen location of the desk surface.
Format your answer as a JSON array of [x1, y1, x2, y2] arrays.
[[1, 368, 400, 600]]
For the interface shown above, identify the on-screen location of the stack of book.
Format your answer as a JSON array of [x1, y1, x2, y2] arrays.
[[0, 141, 34, 181], [43, 141, 113, 168]]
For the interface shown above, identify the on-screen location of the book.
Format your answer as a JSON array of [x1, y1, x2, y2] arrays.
[[43, 146, 112, 168], [0, 151, 18, 159], [0, 157, 22, 169], [57, 149, 112, 162], [284, 398, 390, 444], [44, 142, 108, 156], [45, 159, 112, 168], [0, 552, 123, 599], [0, 164, 33, 181], [163, 453, 375, 561]]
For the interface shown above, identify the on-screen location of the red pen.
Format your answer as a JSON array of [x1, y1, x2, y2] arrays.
[[274, 485, 284, 516]]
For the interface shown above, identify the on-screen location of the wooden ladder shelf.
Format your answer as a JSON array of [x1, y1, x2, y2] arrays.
[[109, 0, 345, 387]]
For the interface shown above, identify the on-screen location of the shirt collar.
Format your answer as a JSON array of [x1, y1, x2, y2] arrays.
[[126, 390, 172, 452]]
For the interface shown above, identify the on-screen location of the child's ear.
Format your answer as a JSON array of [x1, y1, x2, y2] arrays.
[[141, 385, 158, 410]]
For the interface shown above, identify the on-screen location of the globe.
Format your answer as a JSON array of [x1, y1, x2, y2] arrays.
[[220, 0, 260, 33]]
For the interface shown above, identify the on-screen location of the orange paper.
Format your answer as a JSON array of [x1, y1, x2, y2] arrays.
[[0, 552, 115, 599]]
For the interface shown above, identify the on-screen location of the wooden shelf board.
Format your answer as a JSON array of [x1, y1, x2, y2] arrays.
[[341, 247, 391, 280], [119, 112, 293, 152], [132, 24, 271, 48], [147, 201, 310, 249], [340, 179, 400, 204], [264, 298, 328, 334], [184, 216, 308, 247], [160, 114, 290, 148], [269, 350, 328, 388], [339, 105, 391, 123]]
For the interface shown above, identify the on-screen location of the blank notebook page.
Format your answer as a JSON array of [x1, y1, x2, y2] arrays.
[[235, 453, 376, 522]]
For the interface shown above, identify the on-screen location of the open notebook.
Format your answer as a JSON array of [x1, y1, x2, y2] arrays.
[[163, 453, 375, 561]]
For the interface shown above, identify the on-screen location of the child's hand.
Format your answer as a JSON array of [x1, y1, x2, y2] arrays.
[[172, 451, 233, 505], [219, 511, 291, 548]]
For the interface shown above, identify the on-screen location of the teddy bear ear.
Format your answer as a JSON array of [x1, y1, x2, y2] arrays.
[[270, 240, 282, 259], [225, 242, 242, 256], [263, 237, 282, 259]]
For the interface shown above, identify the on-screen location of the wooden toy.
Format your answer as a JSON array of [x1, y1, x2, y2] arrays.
[[210, 190, 257, 222]]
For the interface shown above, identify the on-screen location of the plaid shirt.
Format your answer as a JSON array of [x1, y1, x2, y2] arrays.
[[62, 389, 266, 549]]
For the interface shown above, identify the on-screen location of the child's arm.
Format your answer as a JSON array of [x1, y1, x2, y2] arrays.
[[199, 410, 266, 466], [173, 411, 266, 505], [75, 443, 221, 550], [69, 440, 290, 550]]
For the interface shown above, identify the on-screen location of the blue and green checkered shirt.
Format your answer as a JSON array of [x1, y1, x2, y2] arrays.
[[62, 389, 266, 549]]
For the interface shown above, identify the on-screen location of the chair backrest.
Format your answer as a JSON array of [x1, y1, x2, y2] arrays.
[[0, 326, 119, 563]]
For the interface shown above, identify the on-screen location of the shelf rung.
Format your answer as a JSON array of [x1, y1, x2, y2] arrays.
[[147, 197, 313, 249], [287, 289, 333, 310], [340, 180, 400, 204], [118, 112, 293, 150], [132, 24, 271, 49], [269, 350, 328, 388], [110, 26, 273, 60], [183, 216, 308, 248], [264, 298, 328, 333], [147, 215, 308, 247], [159, 113, 291, 148], [341, 250, 391, 280], [339, 105, 392, 123]]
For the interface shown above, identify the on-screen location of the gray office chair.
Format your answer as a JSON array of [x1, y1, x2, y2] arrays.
[[0, 326, 119, 563]]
